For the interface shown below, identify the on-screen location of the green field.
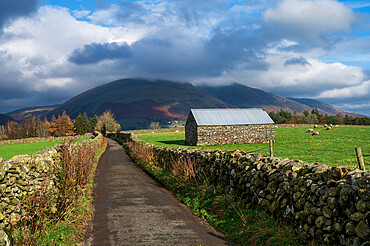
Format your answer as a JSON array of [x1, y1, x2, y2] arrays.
[[0, 137, 88, 160], [138, 126, 369, 169]]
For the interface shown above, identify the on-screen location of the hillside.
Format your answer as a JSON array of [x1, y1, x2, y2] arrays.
[[0, 114, 14, 125], [288, 97, 340, 115], [287, 98, 365, 117], [46, 78, 233, 129], [198, 83, 322, 113], [198, 83, 362, 116], [7, 105, 57, 122], [197, 83, 285, 108], [7, 79, 364, 129], [270, 94, 314, 113]]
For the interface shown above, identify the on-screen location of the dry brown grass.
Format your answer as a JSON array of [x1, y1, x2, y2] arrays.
[[126, 141, 155, 166], [170, 156, 197, 181], [14, 138, 105, 245]]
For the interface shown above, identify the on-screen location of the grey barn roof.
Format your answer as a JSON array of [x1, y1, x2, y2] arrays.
[[190, 108, 274, 126]]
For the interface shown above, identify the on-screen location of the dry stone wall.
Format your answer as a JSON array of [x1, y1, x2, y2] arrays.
[[125, 135, 369, 245], [0, 132, 104, 246]]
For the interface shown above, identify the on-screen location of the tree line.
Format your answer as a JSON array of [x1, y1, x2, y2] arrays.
[[0, 110, 121, 140], [268, 108, 370, 125]]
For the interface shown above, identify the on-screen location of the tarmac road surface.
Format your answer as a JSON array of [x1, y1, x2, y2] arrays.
[[84, 138, 233, 246]]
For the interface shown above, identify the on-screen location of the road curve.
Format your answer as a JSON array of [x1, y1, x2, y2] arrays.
[[84, 138, 232, 246]]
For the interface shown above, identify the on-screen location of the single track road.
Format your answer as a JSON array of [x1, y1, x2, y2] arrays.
[[84, 138, 232, 246]]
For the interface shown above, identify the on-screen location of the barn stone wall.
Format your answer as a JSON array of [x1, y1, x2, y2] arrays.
[[185, 113, 197, 146], [196, 124, 275, 146]]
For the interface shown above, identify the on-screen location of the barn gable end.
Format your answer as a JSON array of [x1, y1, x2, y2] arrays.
[[185, 108, 275, 146], [185, 111, 198, 145]]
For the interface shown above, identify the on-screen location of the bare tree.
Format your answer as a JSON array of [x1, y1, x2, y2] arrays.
[[95, 110, 121, 135]]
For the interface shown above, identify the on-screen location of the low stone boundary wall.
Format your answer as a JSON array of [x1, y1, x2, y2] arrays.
[[0, 133, 93, 146], [0, 132, 104, 245], [121, 128, 184, 135], [123, 134, 369, 245]]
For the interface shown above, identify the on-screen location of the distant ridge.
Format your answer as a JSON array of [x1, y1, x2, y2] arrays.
[[0, 114, 14, 125], [7, 105, 57, 122], [197, 83, 284, 108], [5, 79, 364, 129], [198, 82, 363, 117], [45, 78, 233, 129], [287, 97, 365, 117]]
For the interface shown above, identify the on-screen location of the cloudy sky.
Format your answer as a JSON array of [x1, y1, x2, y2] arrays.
[[0, 0, 369, 115]]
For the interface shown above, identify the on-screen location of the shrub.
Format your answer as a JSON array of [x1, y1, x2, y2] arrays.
[[95, 110, 121, 134], [149, 121, 161, 130]]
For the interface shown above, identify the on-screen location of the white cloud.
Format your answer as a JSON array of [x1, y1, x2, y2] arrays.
[[2, 6, 143, 57], [263, 0, 355, 41], [88, 4, 122, 26], [72, 10, 91, 19], [34, 77, 73, 91], [324, 37, 370, 67], [0, 1, 368, 116], [344, 1, 370, 9], [0, 5, 148, 92], [334, 102, 370, 110], [196, 50, 365, 99], [316, 80, 370, 98]]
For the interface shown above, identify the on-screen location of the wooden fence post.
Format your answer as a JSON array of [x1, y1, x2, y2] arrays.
[[269, 139, 273, 158], [355, 147, 365, 171]]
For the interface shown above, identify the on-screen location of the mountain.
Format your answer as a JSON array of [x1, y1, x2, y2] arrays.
[[198, 83, 315, 113], [6, 79, 364, 129], [287, 97, 340, 115], [270, 94, 314, 113], [198, 83, 362, 117], [0, 114, 15, 125], [7, 105, 57, 122], [45, 78, 233, 129], [271, 95, 365, 117], [197, 83, 284, 108]]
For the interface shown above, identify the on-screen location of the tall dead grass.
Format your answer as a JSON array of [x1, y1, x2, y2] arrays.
[[14, 138, 104, 245], [59, 141, 94, 207], [126, 141, 197, 181], [126, 141, 155, 166], [170, 156, 197, 181]]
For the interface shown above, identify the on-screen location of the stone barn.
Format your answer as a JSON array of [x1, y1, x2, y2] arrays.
[[185, 108, 275, 146]]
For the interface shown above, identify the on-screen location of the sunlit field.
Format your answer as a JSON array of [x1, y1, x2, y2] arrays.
[[0, 137, 88, 160], [138, 125, 369, 169]]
